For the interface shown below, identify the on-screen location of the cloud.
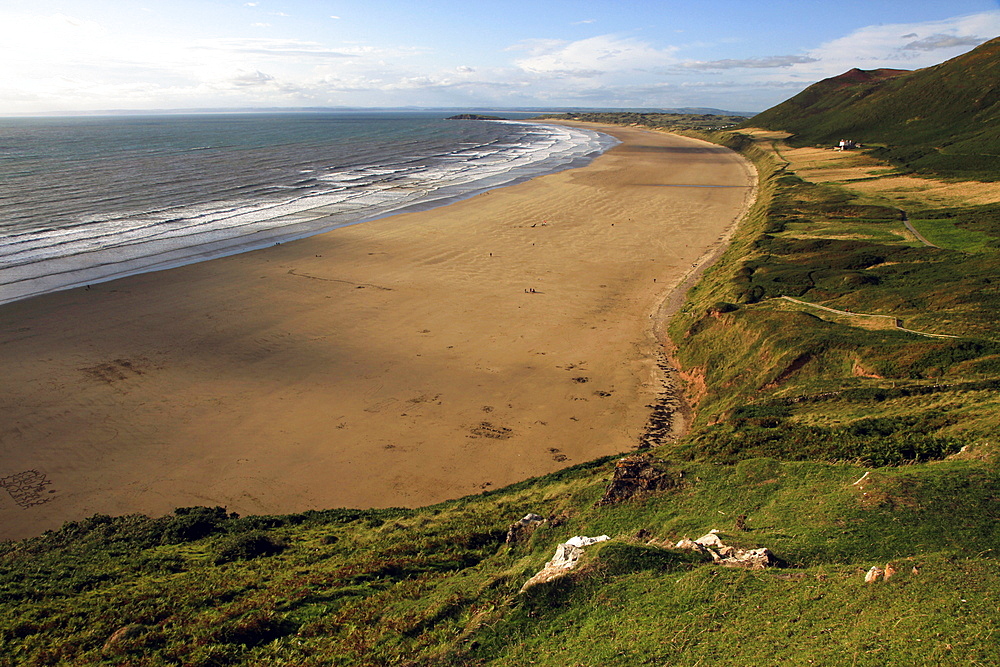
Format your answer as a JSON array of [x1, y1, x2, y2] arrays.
[[681, 55, 819, 70], [572, 19, 596, 25], [195, 38, 353, 59], [510, 34, 679, 77], [803, 10, 1000, 70], [901, 33, 987, 51], [251, 22, 270, 28], [231, 70, 275, 87], [505, 38, 567, 56], [2, 8, 998, 115]]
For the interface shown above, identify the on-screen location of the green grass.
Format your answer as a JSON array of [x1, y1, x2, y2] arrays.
[[4, 456, 1000, 666], [909, 218, 994, 253]]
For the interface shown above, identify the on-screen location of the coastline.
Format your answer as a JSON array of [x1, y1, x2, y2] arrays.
[[0, 124, 754, 541], [0, 119, 613, 307]]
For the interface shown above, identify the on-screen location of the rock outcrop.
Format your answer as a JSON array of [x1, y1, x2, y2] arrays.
[[674, 530, 779, 569], [505, 513, 544, 544], [520, 535, 610, 592], [597, 454, 682, 505]]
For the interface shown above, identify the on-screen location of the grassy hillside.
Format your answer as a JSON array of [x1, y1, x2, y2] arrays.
[[4, 455, 1000, 666], [743, 37, 1000, 180], [4, 120, 1000, 665]]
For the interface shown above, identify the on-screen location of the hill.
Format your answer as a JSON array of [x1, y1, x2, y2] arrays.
[[744, 36, 1000, 180]]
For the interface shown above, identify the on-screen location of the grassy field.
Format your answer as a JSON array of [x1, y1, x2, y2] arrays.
[[3, 123, 1000, 666]]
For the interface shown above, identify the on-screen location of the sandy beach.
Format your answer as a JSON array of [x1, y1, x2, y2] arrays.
[[0, 124, 754, 541]]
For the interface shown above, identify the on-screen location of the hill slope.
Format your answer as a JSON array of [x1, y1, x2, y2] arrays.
[[744, 37, 1000, 180]]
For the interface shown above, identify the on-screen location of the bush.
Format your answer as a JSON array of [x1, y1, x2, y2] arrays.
[[161, 507, 230, 544], [215, 531, 285, 564]]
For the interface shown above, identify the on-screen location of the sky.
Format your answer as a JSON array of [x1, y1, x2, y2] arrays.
[[1, 0, 999, 115]]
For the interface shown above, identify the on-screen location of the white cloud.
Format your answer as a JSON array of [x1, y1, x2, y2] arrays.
[[251, 22, 271, 28], [801, 11, 1000, 72], [511, 34, 680, 77], [902, 33, 987, 51], [230, 70, 276, 87], [193, 38, 352, 59], [666, 10, 1000, 108], [682, 55, 819, 70], [0, 8, 997, 115]]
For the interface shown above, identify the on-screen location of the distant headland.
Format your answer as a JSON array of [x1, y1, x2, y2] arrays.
[[445, 113, 507, 121]]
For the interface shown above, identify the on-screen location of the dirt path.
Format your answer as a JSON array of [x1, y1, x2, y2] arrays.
[[779, 296, 959, 339]]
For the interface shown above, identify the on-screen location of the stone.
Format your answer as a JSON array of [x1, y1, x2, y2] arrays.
[[675, 531, 779, 569], [694, 530, 724, 548], [724, 547, 776, 570], [520, 535, 610, 592], [565, 535, 610, 548], [597, 454, 682, 505], [505, 512, 545, 544]]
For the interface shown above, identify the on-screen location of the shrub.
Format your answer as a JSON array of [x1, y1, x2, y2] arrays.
[[214, 531, 285, 564], [161, 506, 230, 544]]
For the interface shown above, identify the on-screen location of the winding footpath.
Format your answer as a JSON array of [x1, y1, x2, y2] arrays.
[[779, 296, 959, 339], [902, 211, 941, 249]]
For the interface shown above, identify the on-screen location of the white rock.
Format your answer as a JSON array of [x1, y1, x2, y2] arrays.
[[694, 532, 725, 548], [565, 535, 610, 548], [520, 536, 611, 592]]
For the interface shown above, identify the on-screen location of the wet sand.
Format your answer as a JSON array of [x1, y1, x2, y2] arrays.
[[0, 124, 754, 541]]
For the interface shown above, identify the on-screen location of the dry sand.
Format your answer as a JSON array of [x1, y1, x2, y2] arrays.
[[0, 125, 754, 541]]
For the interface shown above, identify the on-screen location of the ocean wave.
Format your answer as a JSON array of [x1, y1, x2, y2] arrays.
[[0, 120, 616, 305]]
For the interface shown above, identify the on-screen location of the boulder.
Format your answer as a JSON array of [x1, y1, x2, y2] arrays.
[[694, 530, 724, 549], [505, 513, 545, 544], [675, 530, 779, 569], [520, 535, 609, 592], [597, 454, 682, 505]]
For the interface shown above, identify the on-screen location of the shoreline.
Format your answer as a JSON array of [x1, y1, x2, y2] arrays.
[[0, 121, 614, 308], [0, 124, 754, 541]]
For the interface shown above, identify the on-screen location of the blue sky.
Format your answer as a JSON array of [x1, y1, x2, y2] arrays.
[[1, 0, 998, 114]]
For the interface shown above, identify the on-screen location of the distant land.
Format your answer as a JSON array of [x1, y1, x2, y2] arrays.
[[0, 106, 758, 118]]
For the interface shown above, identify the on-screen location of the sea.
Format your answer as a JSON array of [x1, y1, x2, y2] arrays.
[[0, 111, 617, 306]]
